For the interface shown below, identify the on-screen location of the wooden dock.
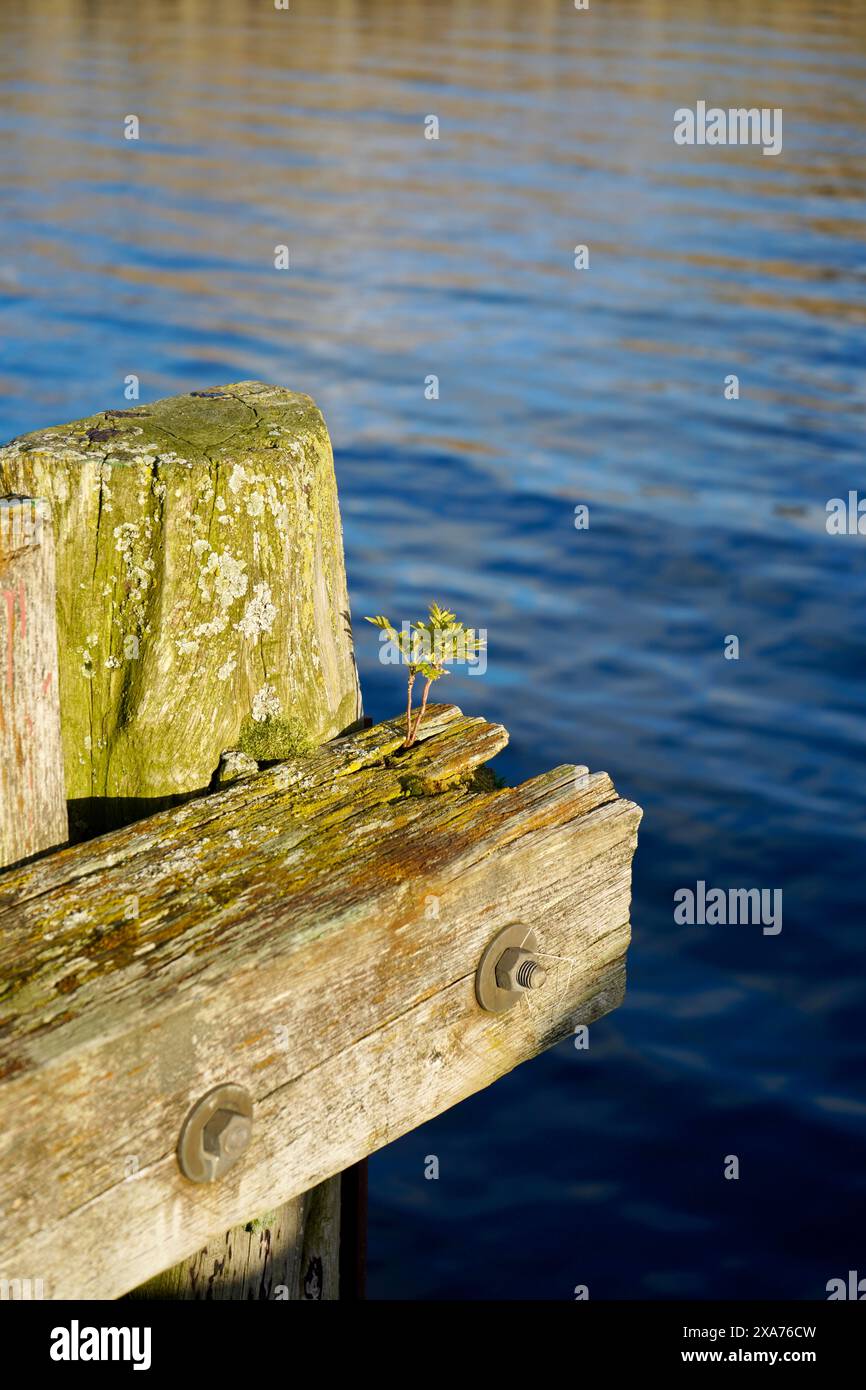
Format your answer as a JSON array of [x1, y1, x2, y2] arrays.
[[0, 385, 641, 1299]]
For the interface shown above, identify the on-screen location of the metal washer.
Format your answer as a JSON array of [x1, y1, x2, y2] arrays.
[[475, 924, 540, 1013], [177, 1082, 253, 1184]]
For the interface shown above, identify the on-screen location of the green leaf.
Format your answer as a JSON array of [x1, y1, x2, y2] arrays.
[[367, 602, 485, 701]]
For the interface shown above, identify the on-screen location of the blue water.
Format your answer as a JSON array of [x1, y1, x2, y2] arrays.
[[2, 0, 864, 1299]]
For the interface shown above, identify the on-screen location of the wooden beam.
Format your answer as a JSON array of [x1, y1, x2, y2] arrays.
[[0, 704, 641, 1298], [0, 497, 67, 868]]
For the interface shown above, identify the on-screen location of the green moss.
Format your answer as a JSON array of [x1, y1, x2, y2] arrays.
[[467, 765, 506, 792], [397, 763, 507, 798], [238, 715, 316, 762], [244, 1210, 278, 1235], [396, 773, 428, 798]]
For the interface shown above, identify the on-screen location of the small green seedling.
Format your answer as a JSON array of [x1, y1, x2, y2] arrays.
[[366, 603, 486, 748]]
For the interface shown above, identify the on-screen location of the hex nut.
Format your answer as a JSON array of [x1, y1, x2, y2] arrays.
[[495, 946, 548, 993], [177, 1083, 254, 1184], [203, 1109, 252, 1161]]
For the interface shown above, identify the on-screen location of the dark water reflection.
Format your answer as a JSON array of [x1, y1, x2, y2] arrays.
[[2, 0, 865, 1298]]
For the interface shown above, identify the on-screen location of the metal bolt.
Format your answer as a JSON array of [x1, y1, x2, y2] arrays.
[[203, 1109, 252, 1162], [475, 924, 546, 1012], [495, 946, 548, 993], [177, 1083, 253, 1184]]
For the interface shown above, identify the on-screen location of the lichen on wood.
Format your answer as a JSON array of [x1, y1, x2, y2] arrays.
[[0, 383, 361, 836], [0, 704, 641, 1298]]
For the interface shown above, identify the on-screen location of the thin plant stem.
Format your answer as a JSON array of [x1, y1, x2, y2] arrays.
[[408, 677, 433, 747], [404, 671, 415, 747]]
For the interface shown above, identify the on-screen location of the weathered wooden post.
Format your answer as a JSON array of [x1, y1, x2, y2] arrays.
[[0, 381, 361, 839], [0, 384, 363, 1299]]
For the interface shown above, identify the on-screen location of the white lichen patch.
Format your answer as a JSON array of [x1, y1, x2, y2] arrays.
[[193, 613, 228, 640], [235, 582, 276, 640], [217, 654, 237, 682], [188, 545, 250, 645], [200, 550, 247, 607], [251, 683, 281, 722], [163, 848, 199, 873], [113, 522, 140, 556], [109, 518, 155, 655], [63, 909, 92, 929], [228, 463, 247, 494]]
